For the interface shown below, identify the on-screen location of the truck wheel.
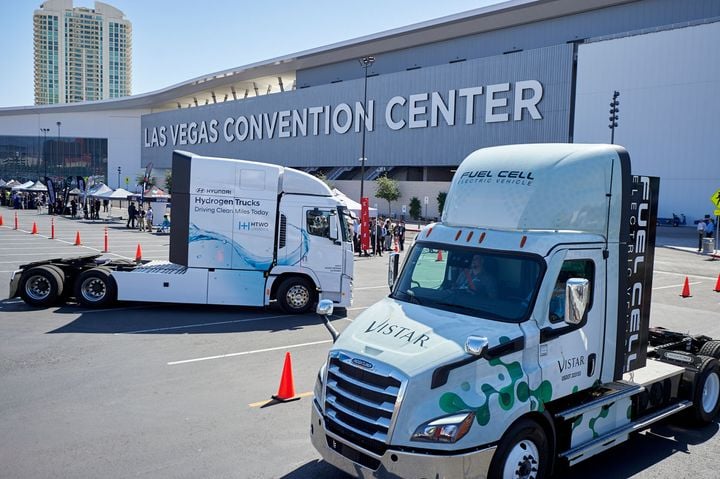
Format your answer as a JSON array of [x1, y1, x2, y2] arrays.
[[690, 356, 720, 424], [74, 268, 117, 308], [45, 264, 68, 304], [277, 277, 315, 314], [699, 341, 720, 359], [488, 418, 550, 479], [19, 265, 64, 307]]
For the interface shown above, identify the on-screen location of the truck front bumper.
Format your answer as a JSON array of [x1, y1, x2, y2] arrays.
[[311, 401, 496, 479]]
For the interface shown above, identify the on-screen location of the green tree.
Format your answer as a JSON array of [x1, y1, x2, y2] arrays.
[[164, 170, 172, 193], [375, 175, 401, 215], [409, 196, 422, 220], [437, 191, 447, 216]]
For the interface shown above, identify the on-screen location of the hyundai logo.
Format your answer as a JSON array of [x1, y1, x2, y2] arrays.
[[351, 358, 374, 369]]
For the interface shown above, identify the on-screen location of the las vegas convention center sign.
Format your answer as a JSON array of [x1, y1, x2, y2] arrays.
[[143, 80, 544, 148]]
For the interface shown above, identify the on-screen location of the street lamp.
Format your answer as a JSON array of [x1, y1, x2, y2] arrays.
[[56, 121, 62, 177], [358, 55, 375, 254], [40, 128, 50, 178], [117, 166, 122, 189]]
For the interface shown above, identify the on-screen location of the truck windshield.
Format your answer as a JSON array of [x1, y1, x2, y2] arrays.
[[391, 242, 544, 323]]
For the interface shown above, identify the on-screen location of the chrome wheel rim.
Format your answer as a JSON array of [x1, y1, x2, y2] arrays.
[[25, 274, 52, 301], [702, 371, 720, 413], [81, 277, 107, 303], [286, 284, 310, 309], [504, 439, 540, 479]]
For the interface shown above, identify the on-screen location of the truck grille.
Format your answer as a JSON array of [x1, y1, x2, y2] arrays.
[[324, 352, 404, 457]]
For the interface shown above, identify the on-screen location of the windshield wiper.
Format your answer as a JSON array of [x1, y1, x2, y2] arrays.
[[434, 301, 477, 314]]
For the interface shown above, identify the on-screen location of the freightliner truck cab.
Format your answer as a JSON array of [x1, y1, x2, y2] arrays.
[[310, 144, 720, 479]]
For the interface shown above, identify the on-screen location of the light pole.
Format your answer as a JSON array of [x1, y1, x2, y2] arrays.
[[40, 128, 50, 178], [609, 91, 619, 144], [117, 166, 122, 189], [358, 55, 375, 254], [56, 121, 62, 177]]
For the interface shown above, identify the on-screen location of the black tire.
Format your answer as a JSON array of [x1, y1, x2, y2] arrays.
[[44, 264, 69, 304], [19, 265, 64, 307], [699, 341, 720, 359], [74, 268, 117, 308], [689, 355, 720, 424], [488, 418, 550, 479], [276, 277, 316, 314]]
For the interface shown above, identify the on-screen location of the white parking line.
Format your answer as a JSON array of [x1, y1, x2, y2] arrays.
[[654, 270, 718, 281], [168, 339, 332, 365], [120, 313, 291, 334], [653, 281, 702, 290]]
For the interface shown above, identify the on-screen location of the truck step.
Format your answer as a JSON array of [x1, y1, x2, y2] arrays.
[[555, 382, 644, 421], [559, 400, 692, 466]]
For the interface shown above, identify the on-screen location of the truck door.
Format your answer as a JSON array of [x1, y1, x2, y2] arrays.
[[537, 248, 605, 397], [302, 207, 344, 293]]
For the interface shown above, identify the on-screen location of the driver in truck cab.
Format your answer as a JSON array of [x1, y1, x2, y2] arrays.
[[454, 253, 499, 299]]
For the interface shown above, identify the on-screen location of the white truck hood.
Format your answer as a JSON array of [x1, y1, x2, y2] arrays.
[[334, 297, 523, 378]]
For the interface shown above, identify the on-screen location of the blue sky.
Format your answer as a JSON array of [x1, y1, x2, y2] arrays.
[[0, 0, 503, 107]]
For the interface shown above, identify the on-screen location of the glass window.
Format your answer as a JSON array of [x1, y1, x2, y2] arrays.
[[306, 209, 332, 239], [392, 242, 544, 323], [549, 259, 594, 323]]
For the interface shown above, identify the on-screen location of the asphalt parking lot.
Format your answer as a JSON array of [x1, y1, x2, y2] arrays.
[[1, 207, 720, 478]]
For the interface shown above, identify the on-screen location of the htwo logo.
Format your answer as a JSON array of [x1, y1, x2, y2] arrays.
[[238, 222, 251, 231]]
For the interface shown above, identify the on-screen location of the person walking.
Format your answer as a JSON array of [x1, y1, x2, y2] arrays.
[[146, 205, 154, 233], [697, 219, 706, 252]]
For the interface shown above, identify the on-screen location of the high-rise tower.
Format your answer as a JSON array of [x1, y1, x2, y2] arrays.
[[33, 0, 132, 104]]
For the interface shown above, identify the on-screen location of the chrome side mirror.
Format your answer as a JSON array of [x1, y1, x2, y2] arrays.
[[565, 278, 590, 325], [465, 336, 489, 356], [316, 299, 334, 317]]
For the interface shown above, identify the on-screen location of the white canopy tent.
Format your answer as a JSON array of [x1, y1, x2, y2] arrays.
[[11, 181, 34, 191], [99, 187, 134, 199], [87, 184, 113, 197], [24, 181, 48, 192], [332, 188, 378, 217]]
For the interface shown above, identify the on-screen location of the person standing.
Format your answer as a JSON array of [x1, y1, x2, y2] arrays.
[[706, 218, 715, 239], [127, 202, 137, 229], [396, 220, 406, 251], [384, 219, 393, 251], [146, 205, 154, 233], [137, 205, 146, 231], [70, 199, 77, 219], [697, 219, 706, 252]]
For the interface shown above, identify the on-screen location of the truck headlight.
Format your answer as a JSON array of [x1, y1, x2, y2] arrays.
[[411, 412, 475, 443]]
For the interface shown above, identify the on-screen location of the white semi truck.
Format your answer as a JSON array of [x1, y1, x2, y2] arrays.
[[311, 144, 720, 478], [9, 151, 354, 313]]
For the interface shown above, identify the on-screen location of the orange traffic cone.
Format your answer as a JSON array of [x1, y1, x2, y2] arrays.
[[680, 276, 691, 298], [74, 231, 82, 245], [436, 249, 443, 261], [103, 227, 109, 253], [14, 212, 18, 230], [272, 352, 300, 402], [0, 214, 3, 226], [31, 222, 38, 234], [714, 274, 720, 293], [135, 243, 143, 262], [394, 238, 399, 253]]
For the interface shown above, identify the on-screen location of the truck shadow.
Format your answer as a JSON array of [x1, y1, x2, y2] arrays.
[[0, 299, 348, 335], [569, 419, 719, 478]]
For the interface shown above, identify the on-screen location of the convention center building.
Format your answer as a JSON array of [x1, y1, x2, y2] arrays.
[[1, 0, 719, 221]]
